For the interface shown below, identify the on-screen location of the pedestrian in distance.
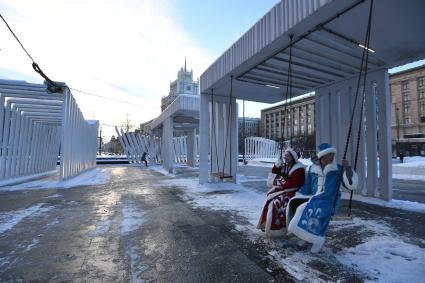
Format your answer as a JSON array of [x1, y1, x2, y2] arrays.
[[141, 151, 148, 167], [286, 143, 358, 253], [399, 151, 404, 163]]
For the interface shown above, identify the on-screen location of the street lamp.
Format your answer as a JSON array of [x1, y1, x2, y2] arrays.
[[394, 103, 400, 156]]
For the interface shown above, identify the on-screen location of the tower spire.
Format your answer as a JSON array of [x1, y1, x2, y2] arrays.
[[184, 57, 187, 71]]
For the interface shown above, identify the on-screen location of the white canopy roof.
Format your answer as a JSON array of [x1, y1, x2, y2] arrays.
[[200, 0, 425, 103]]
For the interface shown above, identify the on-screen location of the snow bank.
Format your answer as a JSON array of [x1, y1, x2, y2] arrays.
[[0, 167, 110, 191]]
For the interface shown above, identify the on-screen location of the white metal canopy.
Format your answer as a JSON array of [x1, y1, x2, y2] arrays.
[[200, 0, 425, 102]]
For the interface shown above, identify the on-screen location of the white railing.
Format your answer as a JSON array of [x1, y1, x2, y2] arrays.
[[244, 137, 282, 159], [0, 80, 98, 183]]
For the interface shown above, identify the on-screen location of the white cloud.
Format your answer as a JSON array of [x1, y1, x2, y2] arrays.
[[0, 0, 215, 139]]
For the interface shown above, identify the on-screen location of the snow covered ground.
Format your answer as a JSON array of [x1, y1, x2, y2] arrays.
[[156, 175, 425, 282], [392, 156, 425, 168], [0, 167, 110, 192]]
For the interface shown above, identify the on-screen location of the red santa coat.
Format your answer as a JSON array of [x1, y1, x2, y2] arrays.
[[257, 161, 305, 237]]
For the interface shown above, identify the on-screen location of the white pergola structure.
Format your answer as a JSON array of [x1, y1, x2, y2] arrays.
[[150, 94, 200, 172], [0, 80, 98, 184], [199, 0, 425, 200]]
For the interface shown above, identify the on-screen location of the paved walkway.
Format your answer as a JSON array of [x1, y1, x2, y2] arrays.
[[0, 166, 286, 282], [1, 165, 424, 282]]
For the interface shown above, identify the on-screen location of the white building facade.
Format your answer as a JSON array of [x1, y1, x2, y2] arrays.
[[161, 60, 199, 112]]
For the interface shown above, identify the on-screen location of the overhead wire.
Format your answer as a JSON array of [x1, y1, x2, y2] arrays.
[[1, 13, 62, 93], [1, 13, 158, 110], [69, 88, 158, 110]]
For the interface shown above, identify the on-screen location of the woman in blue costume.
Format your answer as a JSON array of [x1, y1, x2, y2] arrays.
[[287, 143, 358, 253]]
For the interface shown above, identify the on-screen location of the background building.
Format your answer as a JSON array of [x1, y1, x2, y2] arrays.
[[238, 117, 260, 153], [102, 135, 123, 154], [260, 93, 316, 154], [390, 64, 425, 156], [161, 60, 199, 112], [139, 119, 154, 135]]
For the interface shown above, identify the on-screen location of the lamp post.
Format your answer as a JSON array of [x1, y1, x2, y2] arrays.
[[394, 103, 400, 155], [242, 100, 247, 164]]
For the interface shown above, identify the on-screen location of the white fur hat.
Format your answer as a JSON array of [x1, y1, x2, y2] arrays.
[[317, 143, 337, 159], [285, 148, 299, 163]]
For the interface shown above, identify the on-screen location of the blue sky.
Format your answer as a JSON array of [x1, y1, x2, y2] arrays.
[[176, 0, 279, 56]]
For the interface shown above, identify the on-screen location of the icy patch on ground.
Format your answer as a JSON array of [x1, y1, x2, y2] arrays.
[[87, 219, 112, 237], [45, 193, 62, 199], [24, 238, 40, 252], [0, 167, 110, 191], [0, 203, 53, 234], [121, 204, 145, 235], [46, 217, 60, 227], [342, 192, 425, 213], [126, 246, 148, 283]]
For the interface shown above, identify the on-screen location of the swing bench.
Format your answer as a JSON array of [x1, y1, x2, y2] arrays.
[[281, 0, 375, 219], [210, 76, 235, 180]]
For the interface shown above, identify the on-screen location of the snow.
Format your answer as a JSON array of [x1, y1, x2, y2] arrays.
[[338, 237, 425, 282], [393, 156, 425, 167], [121, 204, 145, 235], [87, 219, 113, 237], [158, 177, 264, 229], [149, 165, 176, 177], [0, 167, 110, 191], [0, 203, 53, 235], [0, 170, 57, 187], [392, 174, 425, 181], [157, 175, 425, 282], [334, 218, 425, 283], [24, 238, 40, 252]]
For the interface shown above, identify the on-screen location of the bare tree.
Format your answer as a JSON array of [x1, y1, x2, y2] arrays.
[[120, 113, 134, 132]]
